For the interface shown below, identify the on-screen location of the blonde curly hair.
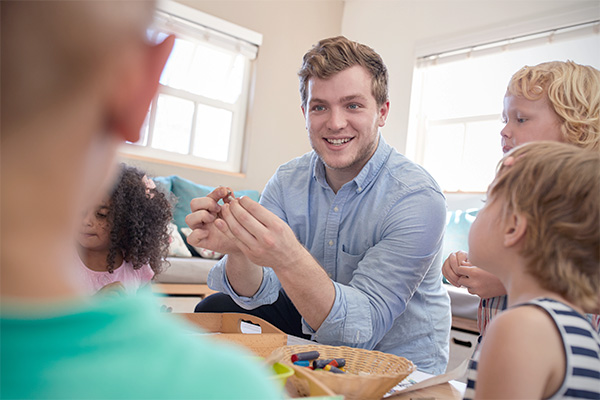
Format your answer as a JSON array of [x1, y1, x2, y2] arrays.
[[507, 61, 600, 151], [489, 141, 599, 312]]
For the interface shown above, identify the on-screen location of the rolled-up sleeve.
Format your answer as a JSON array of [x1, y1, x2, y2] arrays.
[[207, 258, 281, 308]]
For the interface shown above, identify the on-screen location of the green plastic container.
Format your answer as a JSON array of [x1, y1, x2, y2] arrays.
[[271, 362, 294, 387]]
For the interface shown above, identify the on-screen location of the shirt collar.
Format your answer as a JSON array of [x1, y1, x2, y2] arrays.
[[312, 133, 392, 193]]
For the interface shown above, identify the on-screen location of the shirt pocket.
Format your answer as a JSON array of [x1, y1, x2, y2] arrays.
[[337, 247, 366, 284]]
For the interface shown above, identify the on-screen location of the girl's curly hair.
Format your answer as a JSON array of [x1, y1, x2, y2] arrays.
[[105, 164, 172, 275]]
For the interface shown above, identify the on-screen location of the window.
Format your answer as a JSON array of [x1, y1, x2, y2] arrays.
[[120, 0, 262, 173], [407, 21, 600, 192]]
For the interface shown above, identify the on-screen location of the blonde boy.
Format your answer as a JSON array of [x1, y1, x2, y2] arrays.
[[463, 141, 600, 399]]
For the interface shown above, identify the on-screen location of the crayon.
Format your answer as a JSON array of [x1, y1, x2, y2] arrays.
[[293, 360, 311, 367], [323, 364, 345, 374], [312, 358, 346, 369], [290, 350, 320, 363]]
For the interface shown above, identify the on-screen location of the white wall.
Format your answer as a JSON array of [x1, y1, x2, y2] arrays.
[[121, 0, 599, 194]]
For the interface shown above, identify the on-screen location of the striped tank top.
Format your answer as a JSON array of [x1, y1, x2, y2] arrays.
[[464, 298, 600, 399]]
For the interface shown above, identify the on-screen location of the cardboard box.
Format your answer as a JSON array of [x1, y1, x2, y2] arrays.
[[180, 312, 288, 358]]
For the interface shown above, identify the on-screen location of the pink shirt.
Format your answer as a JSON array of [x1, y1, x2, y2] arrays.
[[76, 256, 154, 295]]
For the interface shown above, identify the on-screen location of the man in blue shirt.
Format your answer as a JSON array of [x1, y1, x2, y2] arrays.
[[187, 36, 451, 374]]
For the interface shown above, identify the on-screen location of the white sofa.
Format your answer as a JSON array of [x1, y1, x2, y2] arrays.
[[152, 257, 219, 298]]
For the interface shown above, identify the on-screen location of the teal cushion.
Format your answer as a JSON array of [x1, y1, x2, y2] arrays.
[[153, 175, 260, 232], [170, 176, 215, 230], [442, 208, 479, 259], [152, 176, 173, 192]]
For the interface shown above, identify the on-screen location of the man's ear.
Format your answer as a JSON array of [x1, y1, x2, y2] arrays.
[[503, 211, 527, 248], [111, 35, 175, 143], [377, 100, 390, 127]]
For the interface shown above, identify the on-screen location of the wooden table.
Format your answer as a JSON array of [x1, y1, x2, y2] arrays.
[[387, 382, 464, 399]]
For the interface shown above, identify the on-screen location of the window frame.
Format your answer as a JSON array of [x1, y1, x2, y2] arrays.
[[118, 0, 262, 174]]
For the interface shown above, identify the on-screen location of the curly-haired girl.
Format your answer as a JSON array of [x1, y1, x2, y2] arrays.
[[76, 164, 172, 296]]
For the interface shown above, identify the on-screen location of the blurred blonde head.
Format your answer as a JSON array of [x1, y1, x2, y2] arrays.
[[2, 1, 155, 132], [507, 61, 600, 151], [488, 141, 600, 312]]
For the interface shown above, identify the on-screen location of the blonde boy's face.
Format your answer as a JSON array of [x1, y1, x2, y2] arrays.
[[500, 94, 563, 154]]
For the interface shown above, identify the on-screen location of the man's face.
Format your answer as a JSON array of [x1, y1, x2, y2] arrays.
[[302, 65, 389, 179]]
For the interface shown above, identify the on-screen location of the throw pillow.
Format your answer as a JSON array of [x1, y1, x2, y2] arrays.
[[167, 222, 192, 257]]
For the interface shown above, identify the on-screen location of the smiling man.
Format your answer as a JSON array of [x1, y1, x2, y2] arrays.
[[187, 36, 451, 374]]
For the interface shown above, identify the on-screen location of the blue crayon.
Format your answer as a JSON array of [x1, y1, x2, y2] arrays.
[[293, 360, 311, 367]]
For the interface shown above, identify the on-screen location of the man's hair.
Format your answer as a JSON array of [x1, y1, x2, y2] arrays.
[[298, 36, 388, 108], [507, 61, 600, 151], [488, 141, 599, 311]]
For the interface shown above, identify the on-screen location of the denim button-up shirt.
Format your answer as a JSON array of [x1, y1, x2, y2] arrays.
[[208, 135, 451, 374]]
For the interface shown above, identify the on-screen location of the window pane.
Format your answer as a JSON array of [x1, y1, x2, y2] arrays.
[[423, 123, 465, 192], [460, 120, 504, 192], [193, 104, 233, 162], [188, 46, 245, 103], [132, 105, 151, 146], [160, 38, 195, 90], [160, 37, 245, 104], [422, 34, 600, 121], [152, 94, 194, 154]]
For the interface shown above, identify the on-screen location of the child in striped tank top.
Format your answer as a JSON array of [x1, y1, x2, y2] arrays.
[[463, 142, 599, 399]]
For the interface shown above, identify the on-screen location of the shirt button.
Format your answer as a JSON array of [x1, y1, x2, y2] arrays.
[[328, 240, 334, 246], [333, 206, 339, 212], [358, 187, 363, 192]]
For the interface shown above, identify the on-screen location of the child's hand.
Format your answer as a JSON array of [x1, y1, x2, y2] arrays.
[[456, 265, 507, 298], [442, 250, 470, 287], [96, 281, 126, 297]]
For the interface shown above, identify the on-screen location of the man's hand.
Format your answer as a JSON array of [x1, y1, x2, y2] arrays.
[[217, 195, 334, 330], [216, 196, 307, 270], [185, 187, 242, 255]]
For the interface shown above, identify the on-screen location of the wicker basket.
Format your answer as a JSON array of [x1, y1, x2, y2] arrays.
[[268, 344, 415, 400]]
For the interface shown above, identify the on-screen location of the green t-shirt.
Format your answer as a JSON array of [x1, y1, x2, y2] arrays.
[[0, 292, 282, 399]]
